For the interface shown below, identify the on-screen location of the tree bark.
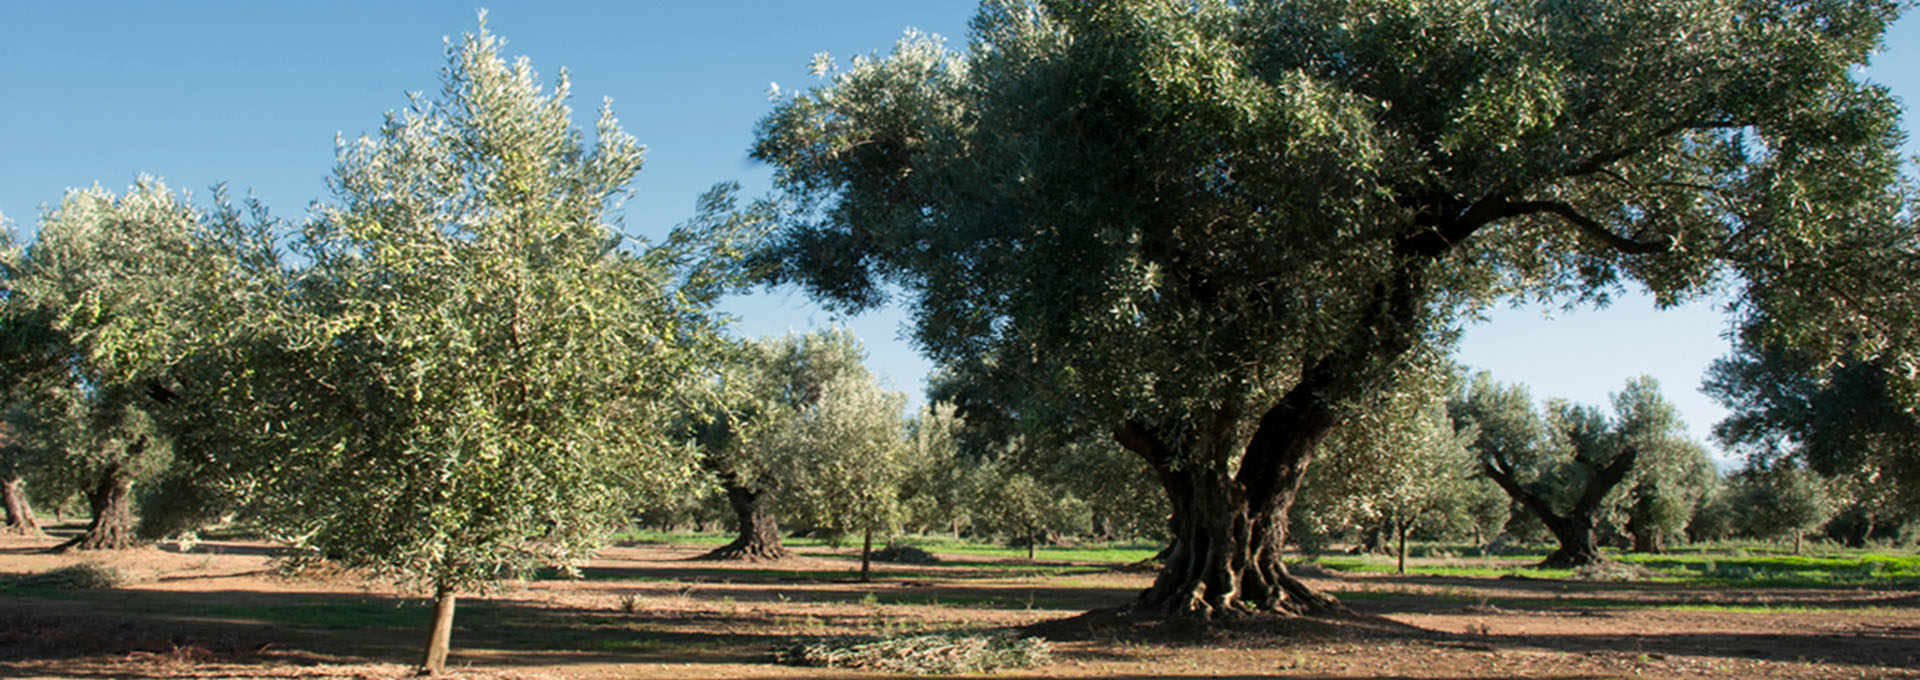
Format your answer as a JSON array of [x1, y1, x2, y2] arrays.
[[2, 477, 43, 537], [418, 584, 457, 675], [1395, 518, 1410, 575], [1626, 492, 1664, 553], [1118, 417, 1342, 620], [55, 464, 135, 552], [698, 478, 789, 561], [1537, 513, 1604, 568]]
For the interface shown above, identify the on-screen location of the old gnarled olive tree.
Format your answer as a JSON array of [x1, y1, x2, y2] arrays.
[[752, 0, 1909, 618]]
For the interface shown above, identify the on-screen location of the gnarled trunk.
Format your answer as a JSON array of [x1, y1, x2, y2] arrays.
[[1119, 411, 1342, 619], [2, 477, 43, 537], [699, 478, 788, 561], [56, 464, 135, 552], [1483, 447, 1638, 569], [1116, 257, 1444, 620], [1538, 513, 1603, 568]]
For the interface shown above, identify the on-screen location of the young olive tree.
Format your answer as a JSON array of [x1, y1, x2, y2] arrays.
[[899, 401, 974, 536], [981, 469, 1092, 561], [1730, 461, 1833, 552], [247, 21, 743, 674], [776, 373, 913, 581], [1599, 377, 1718, 553], [1302, 359, 1493, 572], [752, 0, 1909, 617]]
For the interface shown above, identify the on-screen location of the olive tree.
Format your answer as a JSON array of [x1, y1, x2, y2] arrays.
[[1301, 360, 1493, 572], [776, 373, 913, 581], [752, 0, 1908, 617], [687, 329, 873, 561], [245, 22, 741, 674], [1458, 375, 1705, 565], [1707, 338, 1920, 515], [1730, 461, 1833, 552], [1602, 377, 1717, 553], [3, 182, 263, 551]]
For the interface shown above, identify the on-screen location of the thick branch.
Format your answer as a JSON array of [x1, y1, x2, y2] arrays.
[[1572, 446, 1639, 517], [1501, 200, 1672, 255], [1480, 457, 1568, 527], [1113, 420, 1175, 471]]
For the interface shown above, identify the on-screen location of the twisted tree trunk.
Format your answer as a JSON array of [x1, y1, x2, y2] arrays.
[[56, 462, 136, 552], [698, 477, 788, 561], [2, 477, 43, 537], [1482, 447, 1638, 569], [1118, 401, 1343, 619]]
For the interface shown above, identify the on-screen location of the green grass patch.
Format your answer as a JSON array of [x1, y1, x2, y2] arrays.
[[1307, 547, 1920, 587]]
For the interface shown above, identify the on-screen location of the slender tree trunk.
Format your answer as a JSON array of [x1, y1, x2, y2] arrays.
[[419, 584, 457, 675], [698, 479, 788, 561], [1396, 519, 1410, 575], [2, 477, 43, 537], [1027, 527, 1037, 561], [859, 528, 873, 582], [55, 464, 135, 552]]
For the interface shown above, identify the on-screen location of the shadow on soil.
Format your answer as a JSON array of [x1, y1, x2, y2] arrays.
[[2, 567, 1915, 673], [1333, 588, 1920, 670]]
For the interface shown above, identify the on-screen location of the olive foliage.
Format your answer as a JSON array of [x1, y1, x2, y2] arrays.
[[752, 0, 1908, 616]]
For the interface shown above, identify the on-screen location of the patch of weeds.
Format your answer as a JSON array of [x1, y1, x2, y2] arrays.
[[1572, 561, 1653, 582], [872, 544, 940, 564], [1, 563, 135, 591], [777, 633, 1051, 674]]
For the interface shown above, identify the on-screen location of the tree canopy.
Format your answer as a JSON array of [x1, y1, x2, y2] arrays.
[[189, 21, 753, 673], [753, 0, 1909, 617]]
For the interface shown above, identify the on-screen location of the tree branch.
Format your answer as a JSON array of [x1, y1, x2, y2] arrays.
[[1501, 200, 1672, 255], [1480, 456, 1568, 527], [1572, 446, 1639, 518]]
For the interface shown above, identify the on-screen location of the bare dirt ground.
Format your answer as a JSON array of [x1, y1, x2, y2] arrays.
[[2, 530, 1916, 679]]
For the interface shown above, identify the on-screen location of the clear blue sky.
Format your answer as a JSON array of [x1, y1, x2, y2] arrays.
[[3, 2, 1914, 465]]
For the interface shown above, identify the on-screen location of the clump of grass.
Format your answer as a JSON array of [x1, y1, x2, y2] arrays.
[[1572, 561, 1653, 582], [777, 633, 1052, 674], [872, 544, 940, 564], [2, 563, 134, 590]]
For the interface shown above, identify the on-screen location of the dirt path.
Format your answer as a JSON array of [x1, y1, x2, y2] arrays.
[[3, 535, 1915, 679]]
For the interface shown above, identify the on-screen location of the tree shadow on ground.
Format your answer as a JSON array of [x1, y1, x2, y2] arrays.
[[1488, 628, 1920, 669]]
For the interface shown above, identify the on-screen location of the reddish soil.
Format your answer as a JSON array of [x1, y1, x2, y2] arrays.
[[2, 531, 1915, 679]]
